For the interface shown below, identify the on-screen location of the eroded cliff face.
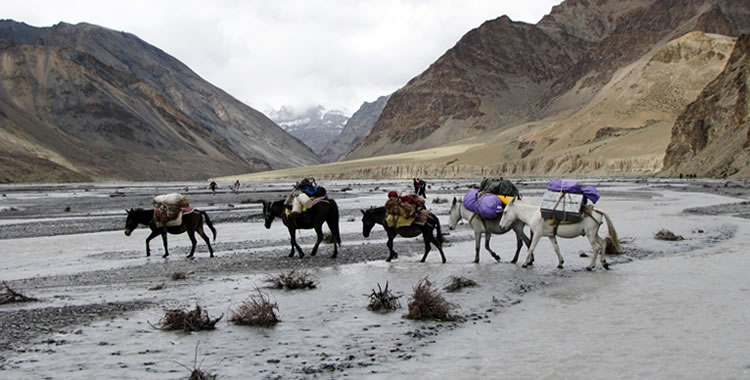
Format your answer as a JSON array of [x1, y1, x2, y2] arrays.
[[663, 34, 750, 178], [343, 0, 750, 177], [0, 21, 320, 182]]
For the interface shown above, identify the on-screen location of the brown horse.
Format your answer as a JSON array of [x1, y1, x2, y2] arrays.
[[124, 208, 216, 258], [262, 199, 341, 258]]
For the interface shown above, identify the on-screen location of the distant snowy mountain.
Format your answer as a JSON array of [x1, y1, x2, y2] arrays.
[[267, 105, 349, 156]]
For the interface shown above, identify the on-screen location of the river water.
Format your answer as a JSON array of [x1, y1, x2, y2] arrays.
[[1, 179, 749, 379]]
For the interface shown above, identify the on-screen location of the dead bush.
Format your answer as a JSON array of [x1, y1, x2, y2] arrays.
[[264, 269, 317, 290], [178, 343, 217, 380], [406, 278, 459, 321], [655, 229, 684, 241], [152, 305, 223, 331], [230, 290, 280, 327], [431, 197, 449, 204], [0, 282, 38, 304], [365, 282, 401, 312], [172, 271, 188, 280], [443, 276, 478, 293]]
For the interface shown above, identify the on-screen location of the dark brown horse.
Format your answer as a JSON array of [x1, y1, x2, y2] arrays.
[[262, 199, 341, 258], [360, 206, 446, 263], [124, 208, 216, 258]]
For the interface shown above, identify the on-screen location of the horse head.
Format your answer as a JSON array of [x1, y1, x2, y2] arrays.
[[124, 208, 138, 236], [262, 200, 276, 229], [361, 209, 377, 238], [498, 197, 518, 230], [447, 197, 464, 230]]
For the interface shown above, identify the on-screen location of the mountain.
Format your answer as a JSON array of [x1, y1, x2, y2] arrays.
[[662, 33, 750, 178], [318, 95, 389, 163], [267, 105, 348, 158], [341, 0, 750, 177], [0, 20, 320, 183]]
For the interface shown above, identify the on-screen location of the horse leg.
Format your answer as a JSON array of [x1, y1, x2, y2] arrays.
[[386, 231, 398, 262], [196, 226, 214, 258], [484, 232, 501, 262], [288, 228, 304, 258], [473, 231, 482, 263], [586, 234, 608, 271], [510, 223, 526, 263], [160, 232, 169, 258], [145, 230, 161, 257], [310, 225, 323, 257], [523, 234, 542, 268], [548, 236, 564, 269], [420, 231, 432, 263], [186, 231, 198, 259]]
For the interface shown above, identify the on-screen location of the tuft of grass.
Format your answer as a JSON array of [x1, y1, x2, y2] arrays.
[[406, 278, 459, 321], [230, 289, 280, 327], [264, 269, 317, 290], [655, 229, 684, 241], [443, 276, 478, 293], [365, 282, 401, 312], [152, 305, 223, 331]]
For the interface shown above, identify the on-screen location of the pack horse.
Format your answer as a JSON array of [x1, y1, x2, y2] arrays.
[[124, 208, 217, 258], [498, 198, 621, 270]]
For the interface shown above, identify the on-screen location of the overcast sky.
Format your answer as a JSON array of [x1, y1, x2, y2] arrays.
[[5, 0, 562, 117]]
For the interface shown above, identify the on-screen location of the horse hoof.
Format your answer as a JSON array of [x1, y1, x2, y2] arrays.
[[557, 265, 564, 269], [442, 259, 446, 264], [580, 253, 589, 257], [473, 260, 479, 264], [586, 266, 593, 271], [386, 258, 392, 262], [420, 259, 426, 263], [522, 264, 529, 268], [603, 263, 610, 270]]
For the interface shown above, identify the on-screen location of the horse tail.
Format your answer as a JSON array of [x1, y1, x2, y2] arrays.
[[328, 200, 342, 246], [598, 209, 621, 254], [201, 210, 217, 242], [433, 213, 444, 245]]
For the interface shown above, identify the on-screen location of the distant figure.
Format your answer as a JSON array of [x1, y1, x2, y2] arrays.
[[233, 179, 240, 194], [413, 178, 427, 198], [209, 181, 217, 195]]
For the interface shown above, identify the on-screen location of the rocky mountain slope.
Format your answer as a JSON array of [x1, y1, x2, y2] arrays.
[[268, 105, 348, 159], [0, 21, 320, 182], [237, 31, 738, 180], [342, 0, 750, 177], [318, 96, 389, 163], [662, 33, 750, 178]]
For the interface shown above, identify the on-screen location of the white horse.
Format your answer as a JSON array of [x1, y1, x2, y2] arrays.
[[448, 197, 531, 263], [498, 198, 622, 270]]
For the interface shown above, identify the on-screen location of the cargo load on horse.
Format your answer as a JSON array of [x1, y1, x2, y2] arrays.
[[285, 178, 328, 216], [461, 177, 519, 220], [384, 191, 427, 228], [540, 179, 600, 222], [153, 193, 191, 227]]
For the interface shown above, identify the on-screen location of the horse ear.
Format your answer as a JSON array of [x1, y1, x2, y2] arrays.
[[452, 197, 456, 205], [360, 209, 365, 215]]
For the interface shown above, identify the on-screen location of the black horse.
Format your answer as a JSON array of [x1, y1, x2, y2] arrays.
[[124, 208, 216, 258], [262, 199, 342, 258], [360, 206, 446, 263]]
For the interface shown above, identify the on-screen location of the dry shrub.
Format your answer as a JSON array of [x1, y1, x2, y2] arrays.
[[655, 229, 684, 241], [230, 290, 280, 327], [264, 269, 317, 290], [406, 278, 459, 321], [189, 368, 216, 380], [0, 282, 38, 304], [366, 282, 401, 312], [172, 272, 188, 280], [431, 197, 449, 204], [153, 305, 223, 331], [443, 276, 478, 293]]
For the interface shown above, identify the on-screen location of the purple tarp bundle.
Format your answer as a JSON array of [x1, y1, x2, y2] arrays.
[[546, 179, 600, 204], [463, 188, 504, 219]]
